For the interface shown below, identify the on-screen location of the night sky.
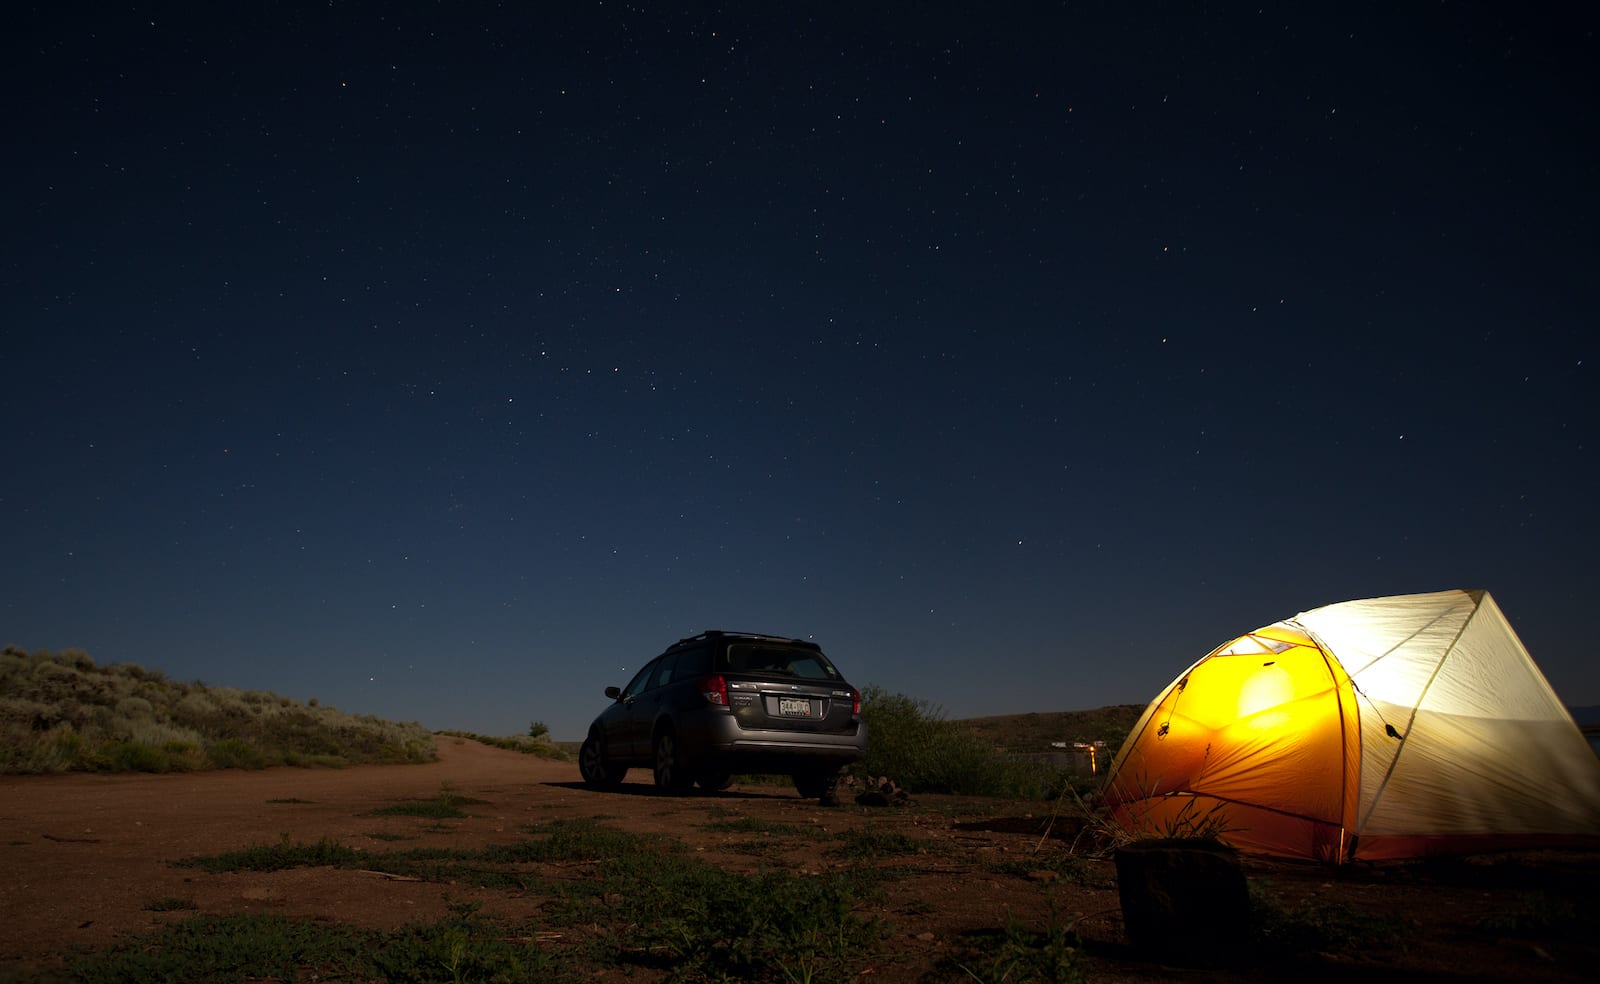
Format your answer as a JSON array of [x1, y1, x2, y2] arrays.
[[5, 3, 1595, 741]]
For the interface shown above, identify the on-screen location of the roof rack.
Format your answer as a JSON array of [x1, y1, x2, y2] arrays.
[[668, 630, 822, 651]]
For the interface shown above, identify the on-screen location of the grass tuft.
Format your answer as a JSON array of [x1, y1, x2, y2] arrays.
[[153, 818, 887, 981], [1249, 882, 1412, 951], [143, 896, 199, 912], [830, 828, 930, 861], [701, 816, 807, 836], [178, 835, 367, 874], [65, 910, 558, 984], [370, 786, 489, 819]]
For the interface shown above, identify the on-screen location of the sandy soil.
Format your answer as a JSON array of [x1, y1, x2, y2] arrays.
[[2, 736, 1596, 981]]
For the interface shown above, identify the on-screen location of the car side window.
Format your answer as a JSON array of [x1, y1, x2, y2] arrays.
[[621, 659, 656, 700], [675, 644, 711, 676], [649, 652, 680, 690]]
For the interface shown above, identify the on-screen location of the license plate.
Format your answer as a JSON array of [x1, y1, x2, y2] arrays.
[[778, 697, 812, 717]]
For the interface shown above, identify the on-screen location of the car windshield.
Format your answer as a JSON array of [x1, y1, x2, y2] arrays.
[[722, 643, 841, 680]]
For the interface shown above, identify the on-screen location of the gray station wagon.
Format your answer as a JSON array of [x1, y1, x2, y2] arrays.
[[578, 630, 868, 798]]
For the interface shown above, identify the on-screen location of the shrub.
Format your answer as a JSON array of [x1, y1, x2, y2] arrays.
[[859, 686, 1062, 798], [0, 696, 58, 729], [0, 650, 29, 685], [29, 660, 83, 701], [2, 649, 434, 774], [173, 691, 219, 723], [59, 648, 95, 671], [126, 717, 206, 750], [114, 696, 155, 720], [209, 737, 270, 770], [41, 728, 99, 772], [115, 662, 167, 683], [109, 741, 170, 773], [161, 740, 208, 771]]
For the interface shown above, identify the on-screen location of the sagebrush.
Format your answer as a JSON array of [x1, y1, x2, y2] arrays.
[[0, 646, 434, 774]]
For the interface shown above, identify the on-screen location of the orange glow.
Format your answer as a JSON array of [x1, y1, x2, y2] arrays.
[[1238, 662, 1294, 719]]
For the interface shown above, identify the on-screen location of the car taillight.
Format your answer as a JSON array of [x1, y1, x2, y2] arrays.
[[699, 674, 728, 706], [851, 688, 861, 716]]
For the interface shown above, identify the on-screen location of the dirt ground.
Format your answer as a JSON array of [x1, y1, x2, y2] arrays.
[[2, 736, 1597, 982]]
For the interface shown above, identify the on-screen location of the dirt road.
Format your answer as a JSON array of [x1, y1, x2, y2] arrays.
[[1, 738, 589, 955], [3, 736, 1597, 982], [3, 737, 1071, 978]]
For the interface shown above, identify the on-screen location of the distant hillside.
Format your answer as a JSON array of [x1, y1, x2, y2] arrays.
[[0, 645, 435, 774], [954, 704, 1146, 756]]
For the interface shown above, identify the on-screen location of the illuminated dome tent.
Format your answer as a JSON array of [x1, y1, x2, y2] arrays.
[[1102, 589, 1600, 862]]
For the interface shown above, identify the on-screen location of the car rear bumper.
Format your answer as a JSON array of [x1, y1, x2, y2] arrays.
[[690, 714, 867, 768]]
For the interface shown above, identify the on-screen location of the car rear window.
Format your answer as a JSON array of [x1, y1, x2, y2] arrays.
[[721, 643, 841, 680]]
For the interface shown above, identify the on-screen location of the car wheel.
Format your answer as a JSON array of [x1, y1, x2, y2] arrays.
[[696, 768, 734, 792], [579, 731, 626, 787], [652, 729, 694, 793], [793, 767, 841, 800]]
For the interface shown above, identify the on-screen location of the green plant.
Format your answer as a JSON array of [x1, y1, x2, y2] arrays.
[[178, 834, 367, 873], [68, 913, 375, 982], [952, 915, 1084, 983], [640, 866, 881, 981], [108, 741, 170, 773], [65, 910, 557, 983], [143, 896, 199, 912], [48, 728, 97, 771], [528, 720, 550, 739], [1133, 792, 1234, 842], [434, 898, 482, 984], [1248, 882, 1410, 951], [370, 785, 488, 819], [983, 851, 1093, 884], [206, 737, 269, 770], [830, 828, 930, 861], [35, 810, 917, 982], [166, 819, 893, 980], [1099, 751, 1238, 847], [1475, 890, 1582, 938], [0, 647, 436, 776], [700, 817, 805, 836], [858, 687, 1065, 798]]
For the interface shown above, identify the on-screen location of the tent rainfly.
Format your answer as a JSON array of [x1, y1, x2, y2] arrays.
[[1102, 589, 1600, 862]]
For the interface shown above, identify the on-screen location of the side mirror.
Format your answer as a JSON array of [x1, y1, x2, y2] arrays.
[[604, 686, 622, 700]]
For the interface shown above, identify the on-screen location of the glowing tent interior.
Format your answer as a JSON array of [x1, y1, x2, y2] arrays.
[[1102, 589, 1600, 862]]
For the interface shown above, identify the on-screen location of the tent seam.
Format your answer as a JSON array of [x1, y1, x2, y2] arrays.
[[1352, 594, 1482, 837]]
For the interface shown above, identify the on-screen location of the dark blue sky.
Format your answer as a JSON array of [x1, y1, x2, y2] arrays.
[[5, 2, 1595, 740]]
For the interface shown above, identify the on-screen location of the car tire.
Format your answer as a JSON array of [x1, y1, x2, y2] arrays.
[[579, 731, 626, 788], [652, 729, 694, 793], [696, 768, 734, 792], [793, 767, 841, 800]]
